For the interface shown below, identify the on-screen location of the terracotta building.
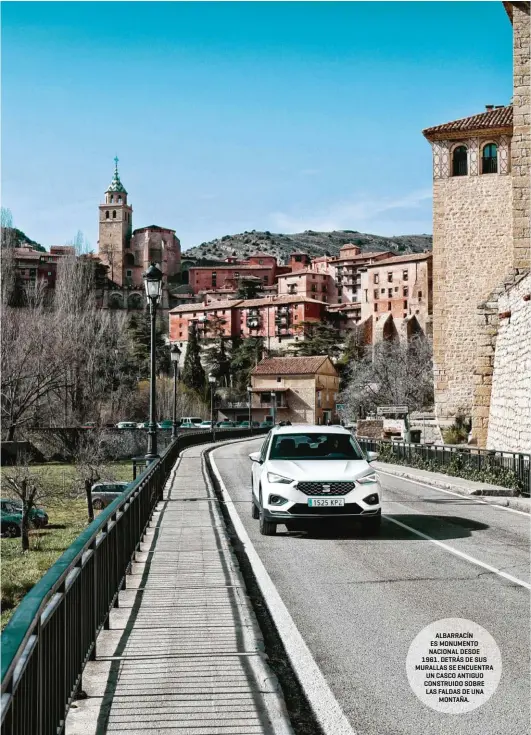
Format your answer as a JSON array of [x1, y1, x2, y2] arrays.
[[422, 1, 530, 446], [11, 245, 74, 290], [169, 294, 327, 350], [97, 158, 181, 305], [189, 252, 283, 295], [359, 252, 433, 342], [250, 356, 340, 425], [311, 245, 394, 304], [277, 269, 333, 303]]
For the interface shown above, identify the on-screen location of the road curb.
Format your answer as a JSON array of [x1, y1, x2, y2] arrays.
[[205, 440, 358, 735], [374, 464, 530, 513]]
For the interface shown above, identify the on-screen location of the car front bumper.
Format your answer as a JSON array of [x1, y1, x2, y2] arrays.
[[260, 481, 381, 521]]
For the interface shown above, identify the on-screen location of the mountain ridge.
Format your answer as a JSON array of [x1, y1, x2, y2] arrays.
[[182, 229, 432, 264]]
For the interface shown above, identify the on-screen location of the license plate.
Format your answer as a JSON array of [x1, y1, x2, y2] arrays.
[[308, 498, 345, 507]]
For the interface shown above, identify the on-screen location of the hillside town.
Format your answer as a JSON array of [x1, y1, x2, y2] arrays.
[[1, 3, 530, 735]]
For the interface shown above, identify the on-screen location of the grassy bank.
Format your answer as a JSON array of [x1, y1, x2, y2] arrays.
[[1, 461, 133, 630]]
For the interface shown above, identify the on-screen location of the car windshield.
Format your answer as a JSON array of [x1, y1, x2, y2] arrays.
[[269, 433, 364, 461]]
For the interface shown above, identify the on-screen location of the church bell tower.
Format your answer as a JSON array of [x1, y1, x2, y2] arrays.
[[98, 157, 133, 286]]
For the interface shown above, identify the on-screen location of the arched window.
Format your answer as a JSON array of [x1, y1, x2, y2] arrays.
[[110, 195, 114, 203], [482, 143, 498, 174], [112, 210, 116, 219], [105, 211, 109, 219], [452, 146, 468, 176], [118, 196, 122, 204]]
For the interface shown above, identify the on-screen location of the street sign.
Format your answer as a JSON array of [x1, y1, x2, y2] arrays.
[[376, 406, 409, 416], [336, 404, 345, 412]]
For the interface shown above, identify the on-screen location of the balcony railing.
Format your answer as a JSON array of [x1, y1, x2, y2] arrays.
[[482, 157, 498, 174]]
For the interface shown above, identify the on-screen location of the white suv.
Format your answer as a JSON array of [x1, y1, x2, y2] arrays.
[[249, 425, 381, 536]]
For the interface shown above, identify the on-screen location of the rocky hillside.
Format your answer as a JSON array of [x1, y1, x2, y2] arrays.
[[182, 230, 432, 264]]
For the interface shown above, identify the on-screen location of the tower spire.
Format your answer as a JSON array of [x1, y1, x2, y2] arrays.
[[107, 155, 127, 194]]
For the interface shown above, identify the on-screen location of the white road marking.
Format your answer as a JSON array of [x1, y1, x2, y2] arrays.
[[383, 514, 530, 590], [209, 450, 358, 735], [377, 469, 530, 517]]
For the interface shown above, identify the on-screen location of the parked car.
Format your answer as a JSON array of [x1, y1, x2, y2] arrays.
[[197, 420, 214, 429], [179, 421, 199, 429], [81, 421, 97, 429], [239, 421, 260, 429], [260, 421, 274, 428], [158, 420, 173, 430], [216, 420, 235, 428], [90, 481, 130, 510], [0, 499, 49, 537], [116, 421, 138, 429], [180, 417, 203, 426], [249, 425, 381, 536]]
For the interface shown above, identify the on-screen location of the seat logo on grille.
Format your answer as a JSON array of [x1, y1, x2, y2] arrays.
[[322, 484, 331, 493]]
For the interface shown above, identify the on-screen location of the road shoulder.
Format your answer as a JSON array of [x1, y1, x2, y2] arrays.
[[373, 461, 530, 513]]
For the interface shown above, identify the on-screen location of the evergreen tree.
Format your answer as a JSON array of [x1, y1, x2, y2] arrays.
[[291, 320, 343, 360], [230, 337, 264, 394], [126, 312, 170, 378], [182, 324, 205, 393]]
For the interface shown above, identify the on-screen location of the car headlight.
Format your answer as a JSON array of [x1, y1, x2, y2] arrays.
[[267, 472, 293, 484], [357, 473, 378, 485]]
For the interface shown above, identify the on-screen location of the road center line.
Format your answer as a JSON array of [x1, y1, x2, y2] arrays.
[[383, 515, 530, 590]]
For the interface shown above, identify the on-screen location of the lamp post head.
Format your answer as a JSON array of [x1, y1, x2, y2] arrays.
[[143, 262, 163, 302], [170, 344, 181, 362], [208, 373, 216, 385], [247, 385, 252, 393]]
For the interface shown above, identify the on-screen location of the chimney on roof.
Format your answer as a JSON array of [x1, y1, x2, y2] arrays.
[[485, 105, 494, 111], [495, 105, 504, 109]]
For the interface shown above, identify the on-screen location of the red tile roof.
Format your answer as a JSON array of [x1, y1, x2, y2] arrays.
[[333, 250, 394, 263], [251, 356, 330, 375], [423, 106, 512, 139], [277, 269, 330, 278], [169, 299, 242, 314], [364, 252, 432, 267], [190, 264, 275, 271], [169, 293, 327, 314], [239, 294, 327, 308]]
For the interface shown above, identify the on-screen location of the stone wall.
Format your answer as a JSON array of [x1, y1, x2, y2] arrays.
[[486, 271, 531, 452], [432, 175, 513, 419], [512, 2, 531, 271]]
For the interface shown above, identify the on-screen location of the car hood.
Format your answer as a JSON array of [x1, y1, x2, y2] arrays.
[[266, 459, 372, 482]]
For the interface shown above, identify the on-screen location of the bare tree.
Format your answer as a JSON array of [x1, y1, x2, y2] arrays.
[[3, 458, 56, 551], [340, 336, 434, 419]]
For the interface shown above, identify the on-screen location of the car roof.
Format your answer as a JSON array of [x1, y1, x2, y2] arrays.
[[270, 424, 351, 435]]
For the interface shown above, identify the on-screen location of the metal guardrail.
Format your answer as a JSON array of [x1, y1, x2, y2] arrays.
[[0, 427, 267, 735], [357, 439, 530, 497]]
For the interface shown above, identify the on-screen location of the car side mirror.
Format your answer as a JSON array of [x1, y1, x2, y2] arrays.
[[249, 452, 262, 463], [367, 451, 379, 462]]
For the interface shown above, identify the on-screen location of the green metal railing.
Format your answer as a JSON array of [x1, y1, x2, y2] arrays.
[[0, 428, 266, 735], [358, 439, 530, 497]]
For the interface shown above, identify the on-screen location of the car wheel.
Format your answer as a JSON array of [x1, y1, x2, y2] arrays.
[[92, 499, 104, 510], [2, 522, 21, 538], [251, 499, 260, 519], [361, 514, 382, 535], [258, 489, 276, 536]]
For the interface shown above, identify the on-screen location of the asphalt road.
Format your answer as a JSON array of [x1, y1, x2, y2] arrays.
[[212, 438, 530, 735]]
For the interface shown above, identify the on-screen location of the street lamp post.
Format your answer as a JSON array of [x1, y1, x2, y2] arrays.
[[143, 262, 163, 463], [209, 374, 216, 441], [247, 385, 253, 433], [271, 391, 276, 425], [170, 344, 181, 440]]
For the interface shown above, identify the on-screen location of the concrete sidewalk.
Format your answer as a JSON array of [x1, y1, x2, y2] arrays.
[[374, 461, 530, 513], [65, 444, 293, 735]]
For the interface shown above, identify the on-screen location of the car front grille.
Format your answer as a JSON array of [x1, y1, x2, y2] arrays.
[[296, 481, 355, 497], [288, 503, 363, 516]]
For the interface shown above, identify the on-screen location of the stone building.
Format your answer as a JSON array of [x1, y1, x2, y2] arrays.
[[250, 356, 340, 425], [359, 252, 433, 343], [97, 158, 181, 308], [422, 1, 530, 447], [277, 269, 334, 303]]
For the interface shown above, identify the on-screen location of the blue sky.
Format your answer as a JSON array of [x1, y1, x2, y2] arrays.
[[2, 2, 512, 252]]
